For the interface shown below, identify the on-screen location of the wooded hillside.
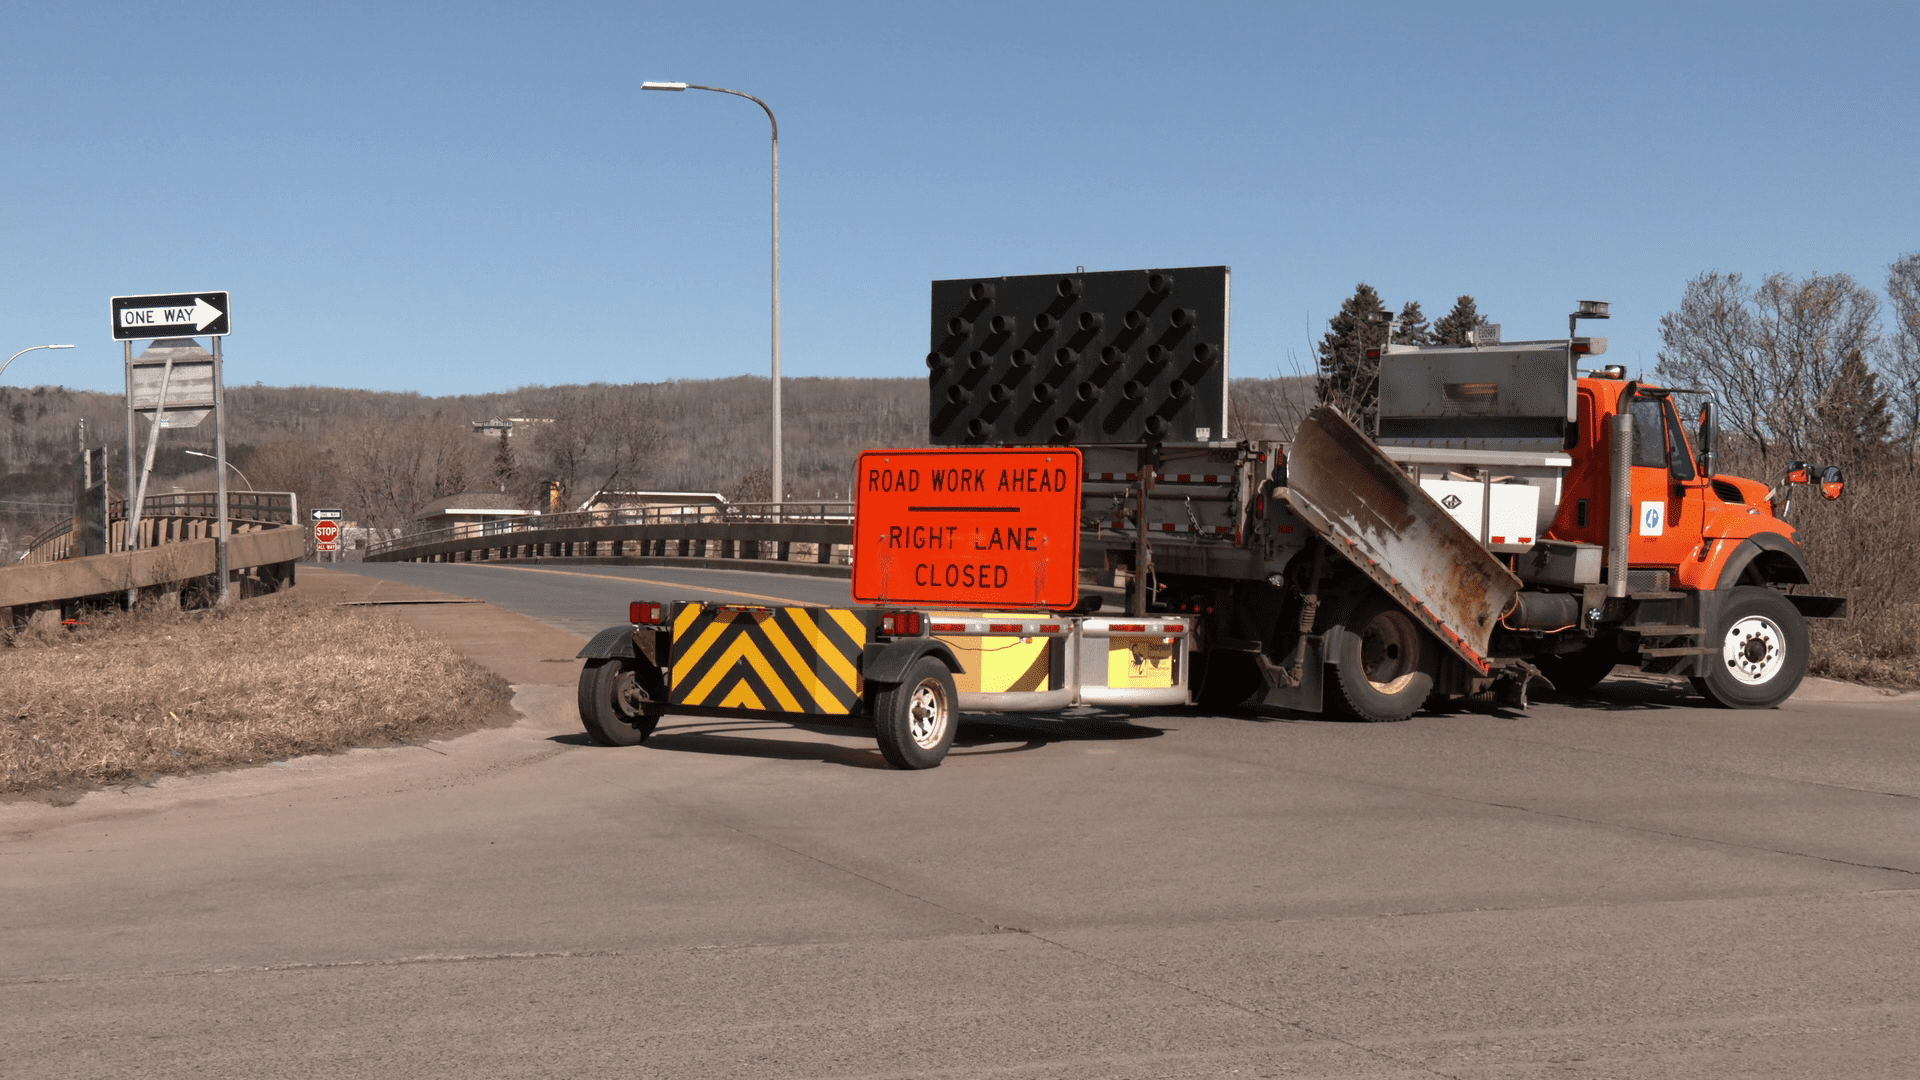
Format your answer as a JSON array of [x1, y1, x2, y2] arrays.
[[0, 375, 1310, 552]]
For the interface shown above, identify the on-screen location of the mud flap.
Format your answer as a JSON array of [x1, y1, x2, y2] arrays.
[[1251, 634, 1327, 713]]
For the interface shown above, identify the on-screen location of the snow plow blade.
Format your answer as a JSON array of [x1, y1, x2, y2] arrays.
[[1276, 406, 1522, 673]]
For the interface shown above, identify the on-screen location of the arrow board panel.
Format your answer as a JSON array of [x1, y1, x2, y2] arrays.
[[111, 291, 231, 340], [927, 266, 1229, 446]]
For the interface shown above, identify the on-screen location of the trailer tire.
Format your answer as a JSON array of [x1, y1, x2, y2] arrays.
[[872, 657, 957, 769], [1326, 593, 1434, 723], [578, 658, 663, 747], [1534, 646, 1622, 696], [1693, 586, 1809, 709]]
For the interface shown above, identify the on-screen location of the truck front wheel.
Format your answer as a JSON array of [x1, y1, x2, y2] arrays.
[[1693, 586, 1809, 709], [872, 657, 958, 769], [578, 658, 663, 746], [1327, 594, 1434, 723]]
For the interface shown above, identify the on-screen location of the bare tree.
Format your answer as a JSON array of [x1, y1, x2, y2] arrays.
[[1656, 270, 1882, 463], [241, 437, 342, 509], [1883, 253, 1920, 446], [337, 418, 485, 534], [525, 384, 660, 510]]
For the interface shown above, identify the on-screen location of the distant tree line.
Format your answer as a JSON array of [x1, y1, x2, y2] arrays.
[[1314, 287, 1494, 427]]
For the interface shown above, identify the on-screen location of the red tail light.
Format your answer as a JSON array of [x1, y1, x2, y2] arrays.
[[629, 601, 665, 625], [879, 610, 923, 636]]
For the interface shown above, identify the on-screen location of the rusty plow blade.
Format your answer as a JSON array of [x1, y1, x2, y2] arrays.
[[1278, 406, 1521, 672]]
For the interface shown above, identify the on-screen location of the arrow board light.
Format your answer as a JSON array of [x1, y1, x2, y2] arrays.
[[110, 291, 231, 340]]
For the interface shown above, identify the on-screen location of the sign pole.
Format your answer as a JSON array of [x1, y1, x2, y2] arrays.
[[122, 340, 135, 607], [212, 334, 230, 603]]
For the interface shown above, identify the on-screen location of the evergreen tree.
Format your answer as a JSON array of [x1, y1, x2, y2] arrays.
[[1392, 300, 1433, 345], [1813, 348, 1893, 466], [1432, 295, 1492, 346], [490, 431, 517, 493], [1316, 283, 1391, 425]]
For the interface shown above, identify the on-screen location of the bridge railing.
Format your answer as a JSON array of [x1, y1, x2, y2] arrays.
[[3, 490, 307, 618], [366, 501, 856, 575], [20, 491, 300, 564]]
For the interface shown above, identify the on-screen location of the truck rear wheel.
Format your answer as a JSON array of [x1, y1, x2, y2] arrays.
[[578, 658, 663, 746], [1327, 593, 1434, 723], [1693, 586, 1809, 709], [873, 656, 957, 769]]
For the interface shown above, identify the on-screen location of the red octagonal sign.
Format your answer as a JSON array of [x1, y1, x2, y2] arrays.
[[313, 520, 341, 551]]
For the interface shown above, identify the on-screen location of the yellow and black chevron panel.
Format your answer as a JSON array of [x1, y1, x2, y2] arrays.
[[669, 604, 868, 714]]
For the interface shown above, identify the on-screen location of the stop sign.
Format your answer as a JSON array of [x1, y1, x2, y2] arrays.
[[313, 520, 341, 551]]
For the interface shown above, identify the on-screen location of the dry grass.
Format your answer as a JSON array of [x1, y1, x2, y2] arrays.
[[2, 595, 512, 796], [1718, 443, 1920, 689]]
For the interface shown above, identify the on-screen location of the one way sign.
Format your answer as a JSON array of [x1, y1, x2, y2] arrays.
[[110, 291, 231, 340]]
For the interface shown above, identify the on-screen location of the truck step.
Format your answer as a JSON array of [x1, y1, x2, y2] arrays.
[[1639, 645, 1717, 657], [1625, 625, 1703, 636]]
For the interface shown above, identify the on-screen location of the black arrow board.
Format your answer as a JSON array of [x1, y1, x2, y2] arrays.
[[110, 291, 232, 340]]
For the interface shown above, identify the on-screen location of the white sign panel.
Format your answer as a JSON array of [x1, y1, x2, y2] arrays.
[[1638, 500, 1665, 536]]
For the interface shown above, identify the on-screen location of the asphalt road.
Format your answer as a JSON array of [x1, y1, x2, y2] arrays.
[[3, 562, 1917, 1078]]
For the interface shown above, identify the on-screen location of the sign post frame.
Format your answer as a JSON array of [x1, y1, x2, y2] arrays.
[[114, 289, 233, 603]]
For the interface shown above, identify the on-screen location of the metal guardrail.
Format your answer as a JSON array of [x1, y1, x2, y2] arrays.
[[366, 501, 856, 575]]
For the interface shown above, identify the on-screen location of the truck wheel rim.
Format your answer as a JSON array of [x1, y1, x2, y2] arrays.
[[907, 680, 948, 748], [1358, 609, 1421, 694], [1723, 614, 1785, 685]]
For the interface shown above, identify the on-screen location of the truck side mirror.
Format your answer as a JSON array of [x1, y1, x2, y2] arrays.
[[1696, 401, 1717, 478]]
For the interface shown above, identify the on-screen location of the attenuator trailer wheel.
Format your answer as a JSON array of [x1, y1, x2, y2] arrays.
[[578, 658, 663, 746], [1692, 586, 1810, 709], [873, 657, 958, 769]]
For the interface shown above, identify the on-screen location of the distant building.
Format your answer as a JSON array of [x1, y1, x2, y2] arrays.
[[414, 491, 536, 537], [469, 417, 555, 439], [583, 491, 731, 522]]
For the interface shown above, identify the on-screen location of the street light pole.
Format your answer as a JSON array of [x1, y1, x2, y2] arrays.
[[0, 343, 76, 383], [643, 80, 782, 513], [183, 449, 253, 490]]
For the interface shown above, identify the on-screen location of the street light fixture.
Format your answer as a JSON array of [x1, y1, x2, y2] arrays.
[[0, 343, 75, 383], [643, 79, 784, 513], [183, 449, 253, 490]]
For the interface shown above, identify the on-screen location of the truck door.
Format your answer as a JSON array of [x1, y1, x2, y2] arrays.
[[1625, 393, 1705, 571]]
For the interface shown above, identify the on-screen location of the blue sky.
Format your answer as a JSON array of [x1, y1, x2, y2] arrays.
[[3, 1, 1916, 397]]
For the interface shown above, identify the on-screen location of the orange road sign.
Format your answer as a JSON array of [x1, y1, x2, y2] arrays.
[[853, 446, 1083, 611]]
